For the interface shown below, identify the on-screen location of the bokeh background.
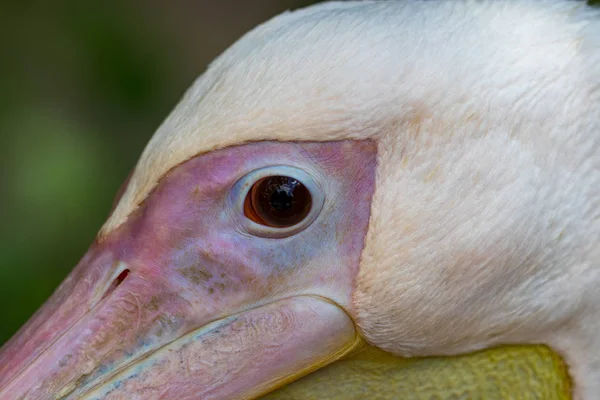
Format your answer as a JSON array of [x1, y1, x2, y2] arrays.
[[0, 0, 598, 346]]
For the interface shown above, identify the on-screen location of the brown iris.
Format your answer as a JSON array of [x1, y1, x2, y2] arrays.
[[244, 176, 312, 228]]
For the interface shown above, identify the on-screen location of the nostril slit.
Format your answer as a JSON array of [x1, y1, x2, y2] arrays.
[[102, 269, 130, 300], [115, 269, 130, 285]]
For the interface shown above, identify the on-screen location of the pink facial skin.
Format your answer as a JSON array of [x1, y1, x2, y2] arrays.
[[0, 140, 377, 400]]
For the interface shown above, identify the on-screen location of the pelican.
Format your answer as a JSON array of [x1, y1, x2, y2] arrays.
[[1, 0, 598, 399]]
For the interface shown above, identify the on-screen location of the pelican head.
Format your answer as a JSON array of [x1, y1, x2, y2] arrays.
[[1, 1, 598, 399]]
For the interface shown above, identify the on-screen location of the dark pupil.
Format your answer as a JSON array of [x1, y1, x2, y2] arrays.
[[252, 176, 312, 227], [270, 187, 293, 212]]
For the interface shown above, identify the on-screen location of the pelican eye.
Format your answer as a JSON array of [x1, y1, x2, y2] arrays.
[[244, 176, 312, 228], [233, 166, 324, 238]]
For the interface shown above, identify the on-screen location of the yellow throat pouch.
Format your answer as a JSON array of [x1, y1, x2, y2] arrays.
[[264, 345, 571, 399]]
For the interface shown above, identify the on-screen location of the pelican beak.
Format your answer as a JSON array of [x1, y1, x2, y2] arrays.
[[0, 141, 375, 399], [0, 253, 357, 399]]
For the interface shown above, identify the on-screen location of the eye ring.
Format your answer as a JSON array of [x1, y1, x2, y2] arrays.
[[232, 166, 324, 238]]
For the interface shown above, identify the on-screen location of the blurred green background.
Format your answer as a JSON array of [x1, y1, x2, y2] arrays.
[[0, 0, 598, 346], [0, 0, 318, 346]]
